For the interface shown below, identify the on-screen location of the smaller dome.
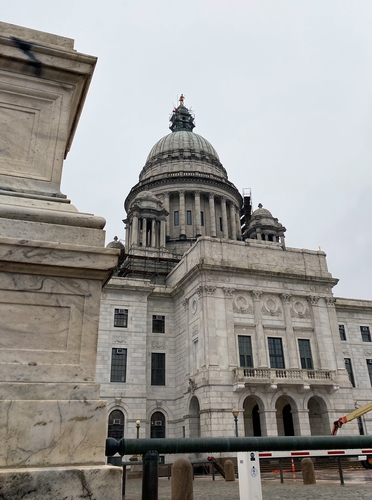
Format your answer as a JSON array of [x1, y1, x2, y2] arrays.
[[107, 236, 125, 251], [133, 190, 159, 204], [252, 203, 273, 217]]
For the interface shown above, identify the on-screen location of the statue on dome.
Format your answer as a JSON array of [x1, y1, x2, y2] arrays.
[[179, 94, 185, 107]]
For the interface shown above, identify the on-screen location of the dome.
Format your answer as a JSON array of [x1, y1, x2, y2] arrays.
[[252, 203, 273, 218], [106, 236, 125, 252], [133, 190, 159, 204]]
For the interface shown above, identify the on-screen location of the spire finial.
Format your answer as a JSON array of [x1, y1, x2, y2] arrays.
[[179, 93, 185, 107], [258, 203, 263, 209]]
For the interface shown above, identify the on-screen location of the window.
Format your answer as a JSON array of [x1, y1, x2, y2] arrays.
[[238, 336, 253, 367], [298, 339, 313, 369], [174, 211, 179, 226], [151, 353, 165, 385], [268, 337, 285, 369], [108, 410, 124, 440], [114, 308, 128, 328], [187, 210, 192, 225], [110, 348, 127, 382], [219, 217, 223, 232], [344, 358, 355, 387], [361, 326, 371, 342], [151, 411, 165, 438], [200, 211, 204, 226], [152, 315, 165, 333], [367, 360, 372, 387], [339, 325, 346, 341]]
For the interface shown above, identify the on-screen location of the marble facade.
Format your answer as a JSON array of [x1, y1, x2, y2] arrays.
[[0, 23, 121, 499]]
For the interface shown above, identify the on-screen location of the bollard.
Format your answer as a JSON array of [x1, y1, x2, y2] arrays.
[[171, 458, 193, 500], [224, 460, 235, 481], [142, 450, 159, 500], [301, 457, 316, 485]]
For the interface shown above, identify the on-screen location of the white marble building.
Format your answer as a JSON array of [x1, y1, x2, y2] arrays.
[[96, 99, 372, 446]]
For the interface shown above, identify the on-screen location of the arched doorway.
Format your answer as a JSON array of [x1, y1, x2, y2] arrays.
[[189, 396, 201, 438], [276, 396, 296, 436], [108, 409, 125, 439], [308, 396, 329, 435], [243, 396, 262, 437], [150, 411, 166, 438]]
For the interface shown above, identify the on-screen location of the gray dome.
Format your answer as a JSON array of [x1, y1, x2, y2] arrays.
[[252, 204, 273, 218], [146, 131, 220, 163]]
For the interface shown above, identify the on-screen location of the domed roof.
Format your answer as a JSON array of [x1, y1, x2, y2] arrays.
[[133, 190, 159, 203], [146, 131, 220, 163], [106, 236, 125, 251], [252, 203, 273, 218]]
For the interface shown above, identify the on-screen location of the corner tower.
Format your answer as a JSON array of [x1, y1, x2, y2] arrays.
[[124, 96, 243, 255]]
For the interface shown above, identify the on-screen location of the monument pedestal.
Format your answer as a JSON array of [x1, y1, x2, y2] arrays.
[[0, 22, 122, 499]]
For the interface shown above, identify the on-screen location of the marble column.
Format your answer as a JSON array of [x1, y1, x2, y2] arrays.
[[251, 290, 266, 366], [260, 409, 278, 436], [151, 219, 156, 247], [236, 205, 242, 239], [292, 409, 311, 436], [131, 213, 139, 246], [163, 192, 170, 239], [221, 197, 228, 239], [209, 193, 216, 237], [125, 224, 130, 250], [326, 297, 346, 370], [141, 217, 147, 247], [307, 296, 333, 370], [160, 218, 166, 247], [280, 293, 298, 368], [230, 203, 237, 240], [194, 190, 201, 237], [179, 190, 186, 237]]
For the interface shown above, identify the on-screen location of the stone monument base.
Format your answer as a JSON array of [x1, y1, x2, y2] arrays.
[[0, 465, 122, 500]]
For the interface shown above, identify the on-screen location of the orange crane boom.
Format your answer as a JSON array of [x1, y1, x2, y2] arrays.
[[332, 401, 372, 435]]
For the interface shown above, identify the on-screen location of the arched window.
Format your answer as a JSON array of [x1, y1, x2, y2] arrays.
[[150, 411, 166, 438], [108, 410, 124, 440]]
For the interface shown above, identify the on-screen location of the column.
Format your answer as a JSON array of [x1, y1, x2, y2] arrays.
[[131, 213, 139, 246], [209, 193, 216, 237], [125, 224, 130, 250], [194, 190, 201, 237], [141, 217, 147, 247], [230, 203, 236, 240], [179, 190, 186, 237], [251, 290, 266, 366], [280, 293, 298, 368], [307, 296, 334, 370], [163, 192, 170, 239], [260, 409, 278, 437], [160, 218, 166, 247], [151, 219, 156, 247], [236, 205, 242, 240], [292, 409, 311, 436], [221, 197, 228, 239]]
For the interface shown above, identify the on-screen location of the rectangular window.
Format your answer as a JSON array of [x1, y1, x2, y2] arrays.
[[238, 336, 253, 367], [268, 337, 285, 369], [151, 353, 165, 386], [367, 360, 372, 387], [152, 315, 165, 333], [187, 210, 192, 225], [339, 324, 346, 341], [298, 339, 313, 369], [361, 326, 371, 342], [344, 358, 355, 387], [219, 217, 223, 232], [110, 348, 127, 382], [200, 211, 204, 226], [114, 308, 128, 328], [174, 211, 179, 226]]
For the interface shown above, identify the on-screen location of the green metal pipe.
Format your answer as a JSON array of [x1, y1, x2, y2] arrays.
[[106, 435, 372, 457]]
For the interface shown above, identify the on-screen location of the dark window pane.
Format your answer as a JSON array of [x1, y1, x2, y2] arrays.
[[268, 337, 285, 369], [367, 360, 372, 387], [152, 315, 165, 333], [361, 326, 371, 342], [339, 325, 346, 341], [298, 339, 313, 369], [174, 211, 179, 226], [238, 335, 253, 367], [219, 217, 223, 232], [108, 410, 124, 439], [151, 353, 165, 386], [110, 348, 127, 382], [187, 210, 192, 225], [344, 358, 355, 387], [114, 308, 128, 328], [200, 211, 204, 226], [151, 411, 165, 438]]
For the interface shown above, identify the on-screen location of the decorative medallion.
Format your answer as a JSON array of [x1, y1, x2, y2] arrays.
[[152, 341, 165, 349], [233, 295, 253, 314], [291, 300, 311, 319], [262, 297, 282, 317], [192, 298, 198, 315]]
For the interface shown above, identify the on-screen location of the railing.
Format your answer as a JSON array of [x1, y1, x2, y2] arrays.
[[234, 367, 335, 383]]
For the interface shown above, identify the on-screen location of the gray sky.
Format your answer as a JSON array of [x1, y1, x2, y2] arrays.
[[2, 0, 372, 300]]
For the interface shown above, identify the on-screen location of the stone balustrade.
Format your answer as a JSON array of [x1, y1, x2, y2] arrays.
[[233, 367, 336, 385]]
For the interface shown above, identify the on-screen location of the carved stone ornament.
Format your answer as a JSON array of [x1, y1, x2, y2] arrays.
[[342, 350, 349, 356], [262, 297, 282, 317], [309, 285, 331, 293], [223, 287, 235, 297], [196, 285, 204, 298], [307, 295, 320, 306], [113, 336, 127, 344], [251, 290, 263, 301], [280, 293, 292, 303], [326, 297, 336, 307], [182, 297, 189, 310], [152, 341, 165, 349], [365, 351, 372, 357], [291, 300, 311, 319], [204, 285, 216, 295], [192, 298, 198, 315], [233, 295, 254, 314]]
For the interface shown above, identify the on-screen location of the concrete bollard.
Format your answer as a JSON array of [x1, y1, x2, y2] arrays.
[[171, 458, 193, 500], [301, 457, 316, 485], [224, 460, 235, 481]]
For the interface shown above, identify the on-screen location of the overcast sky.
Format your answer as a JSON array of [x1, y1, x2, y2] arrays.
[[2, 1, 372, 300]]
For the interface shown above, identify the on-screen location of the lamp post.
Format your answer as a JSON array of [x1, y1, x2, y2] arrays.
[[232, 407, 239, 437], [136, 419, 141, 439]]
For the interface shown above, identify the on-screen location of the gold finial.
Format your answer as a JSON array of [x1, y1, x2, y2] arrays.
[[179, 93, 185, 106]]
